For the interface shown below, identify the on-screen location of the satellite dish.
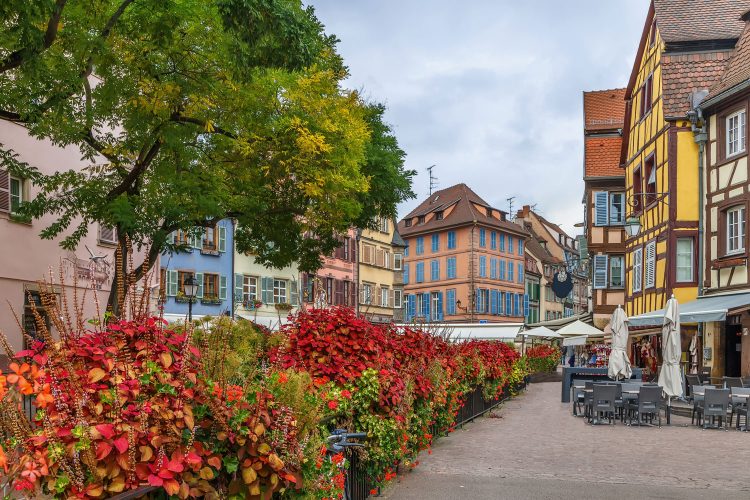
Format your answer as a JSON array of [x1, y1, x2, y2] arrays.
[[552, 270, 573, 299]]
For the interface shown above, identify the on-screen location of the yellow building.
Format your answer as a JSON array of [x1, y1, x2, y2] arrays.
[[357, 218, 405, 323], [622, 1, 744, 319]]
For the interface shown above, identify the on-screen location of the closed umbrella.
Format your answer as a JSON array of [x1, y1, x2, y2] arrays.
[[658, 294, 683, 398], [607, 305, 632, 380]]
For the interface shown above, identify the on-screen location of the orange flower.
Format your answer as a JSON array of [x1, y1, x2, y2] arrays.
[[0, 445, 8, 473], [7, 362, 33, 395], [34, 383, 54, 408], [212, 382, 222, 399], [278, 372, 288, 384], [226, 384, 243, 402], [0, 374, 7, 399]]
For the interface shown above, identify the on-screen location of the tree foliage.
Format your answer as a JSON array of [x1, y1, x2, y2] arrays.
[[0, 0, 415, 308]]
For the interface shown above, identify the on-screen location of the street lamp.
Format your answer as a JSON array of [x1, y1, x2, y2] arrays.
[[624, 216, 642, 238], [184, 275, 199, 322], [625, 192, 669, 238]]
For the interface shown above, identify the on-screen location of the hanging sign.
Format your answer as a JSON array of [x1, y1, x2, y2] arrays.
[[552, 270, 573, 299]]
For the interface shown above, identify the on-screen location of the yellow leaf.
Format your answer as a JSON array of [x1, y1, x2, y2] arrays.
[[88, 367, 107, 383], [257, 443, 271, 455], [241, 466, 257, 485], [160, 352, 173, 368], [107, 475, 126, 493], [199, 467, 214, 480], [268, 453, 284, 471], [253, 423, 265, 436], [139, 445, 153, 462]]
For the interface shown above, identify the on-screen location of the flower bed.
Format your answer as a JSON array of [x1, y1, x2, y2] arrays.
[[0, 304, 529, 499], [525, 345, 561, 374]]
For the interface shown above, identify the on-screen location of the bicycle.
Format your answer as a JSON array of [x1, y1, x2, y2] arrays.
[[326, 428, 367, 500]]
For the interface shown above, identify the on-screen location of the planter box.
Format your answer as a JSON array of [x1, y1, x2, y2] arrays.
[[174, 296, 196, 304], [201, 298, 222, 305]]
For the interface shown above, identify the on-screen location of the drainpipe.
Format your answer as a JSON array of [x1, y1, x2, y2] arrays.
[[470, 221, 476, 322], [231, 219, 237, 319], [355, 229, 362, 315], [690, 106, 707, 352]]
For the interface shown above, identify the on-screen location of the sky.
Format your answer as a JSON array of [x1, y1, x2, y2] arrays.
[[309, 0, 651, 236]]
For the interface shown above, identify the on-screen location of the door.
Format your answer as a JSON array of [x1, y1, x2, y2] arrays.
[[725, 324, 743, 377]]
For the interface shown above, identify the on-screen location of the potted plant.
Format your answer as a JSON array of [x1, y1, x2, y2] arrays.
[[201, 294, 222, 305], [274, 302, 293, 312]]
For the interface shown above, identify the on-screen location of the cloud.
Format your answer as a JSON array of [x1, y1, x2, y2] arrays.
[[309, 0, 650, 235]]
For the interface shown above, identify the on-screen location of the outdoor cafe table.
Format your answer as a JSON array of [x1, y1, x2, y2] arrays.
[[579, 383, 672, 424], [561, 366, 643, 403]]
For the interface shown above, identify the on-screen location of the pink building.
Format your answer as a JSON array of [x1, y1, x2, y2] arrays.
[[0, 120, 157, 365], [301, 228, 357, 308]]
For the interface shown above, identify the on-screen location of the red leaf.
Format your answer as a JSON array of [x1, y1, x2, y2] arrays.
[[95, 424, 115, 440], [113, 436, 129, 454], [166, 459, 184, 473], [148, 474, 164, 487], [96, 441, 113, 460]]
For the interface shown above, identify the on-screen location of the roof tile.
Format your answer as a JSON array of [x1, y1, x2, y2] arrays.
[[654, 0, 750, 43], [661, 51, 733, 117], [706, 22, 750, 100], [585, 136, 623, 178], [583, 89, 626, 132]]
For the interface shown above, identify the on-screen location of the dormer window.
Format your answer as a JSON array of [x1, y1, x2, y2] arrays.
[[418, 215, 425, 224], [435, 211, 444, 220], [405, 218, 412, 227]]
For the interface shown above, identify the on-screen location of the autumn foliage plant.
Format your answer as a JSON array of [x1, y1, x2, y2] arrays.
[[525, 345, 561, 374]]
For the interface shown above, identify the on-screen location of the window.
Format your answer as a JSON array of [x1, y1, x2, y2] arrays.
[[99, 224, 117, 244], [446, 289, 456, 315], [491, 231, 497, 250], [383, 251, 390, 269], [639, 74, 653, 119], [499, 260, 506, 280], [499, 234, 506, 252], [381, 286, 389, 307], [644, 155, 656, 205], [727, 205, 746, 255], [362, 284, 372, 304], [676, 238, 694, 282], [430, 260, 440, 281], [609, 256, 624, 288], [416, 237, 424, 255], [727, 109, 746, 157], [632, 248, 643, 293], [405, 219, 412, 227], [416, 262, 425, 283], [479, 228, 486, 247], [490, 258, 497, 279], [203, 273, 219, 298], [435, 211, 444, 220], [517, 263, 524, 283], [178, 271, 195, 295], [203, 226, 217, 250], [508, 260, 514, 282], [379, 218, 389, 233], [10, 176, 23, 213], [479, 256, 487, 277], [418, 215, 425, 224], [431, 292, 443, 320], [404, 241, 409, 257], [273, 279, 287, 303], [447, 231, 456, 249], [326, 278, 334, 304], [432, 233, 439, 252], [394, 289, 403, 309], [632, 166, 643, 213], [518, 240, 524, 256], [508, 236, 514, 255], [645, 241, 656, 289], [609, 192, 624, 225], [243, 276, 258, 302], [447, 257, 457, 279], [394, 253, 403, 270]]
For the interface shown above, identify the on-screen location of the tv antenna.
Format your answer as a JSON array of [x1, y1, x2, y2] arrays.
[[427, 165, 438, 196], [506, 196, 516, 219]]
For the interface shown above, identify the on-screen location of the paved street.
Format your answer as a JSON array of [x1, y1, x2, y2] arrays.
[[384, 382, 750, 499]]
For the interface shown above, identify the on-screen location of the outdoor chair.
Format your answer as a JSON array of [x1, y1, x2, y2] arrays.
[[571, 381, 587, 417], [742, 377, 750, 388], [626, 385, 662, 427], [691, 385, 715, 425], [686, 374, 702, 397], [612, 383, 625, 421], [697, 388, 730, 430], [583, 382, 594, 420], [729, 387, 750, 428], [699, 367, 712, 385], [723, 377, 743, 389], [591, 384, 617, 425]]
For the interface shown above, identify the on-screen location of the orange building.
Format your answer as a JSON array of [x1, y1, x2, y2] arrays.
[[398, 184, 529, 323]]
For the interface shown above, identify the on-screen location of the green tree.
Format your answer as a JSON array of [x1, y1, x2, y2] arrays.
[[0, 0, 414, 313]]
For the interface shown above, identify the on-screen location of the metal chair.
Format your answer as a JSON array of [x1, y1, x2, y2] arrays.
[[685, 374, 701, 397], [724, 377, 743, 389], [691, 384, 715, 425], [591, 384, 617, 425], [699, 367, 712, 385], [741, 377, 750, 388], [627, 385, 662, 427], [729, 387, 750, 428], [571, 381, 587, 416], [697, 388, 730, 430], [583, 381, 594, 420]]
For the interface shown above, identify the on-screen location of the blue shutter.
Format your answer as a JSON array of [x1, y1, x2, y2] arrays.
[[524, 293, 530, 319], [416, 237, 424, 255], [506, 293, 512, 315], [416, 263, 424, 283], [405, 242, 409, 257], [514, 293, 520, 316], [448, 231, 456, 249], [518, 240, 524, 255], [508, 236, 514, 254], [518, 263, 524, 283], [407, 294, 416, 321], [490, 258, 497, 279], [499, 260, 505, 280], [479, 228, 486, 247], [422, 292, 430, 320], [490, 290, 497, 315], [447, 289, 455, 315], [593, 255, 608, 289], [432, 234, 439, 252], [234, 274, 244, 303], [219, 275, 227, 300], [195, 272, 204, 299], [479, 256, 486, 277], [500, 234, 505, 252], [491, 232, 497, 250], [404, 263, 410, 284], [436, 292, 443, 321], [508, 262, 514, 282], [594, 191, 609, 226]]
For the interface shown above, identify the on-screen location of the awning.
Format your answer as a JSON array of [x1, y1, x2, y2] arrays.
[[563, 335, 587, 346], [519, 326, 562, 339], [628, 292, 750, 327], [557, 320, 605, 338], [400, 322, 522, 341]]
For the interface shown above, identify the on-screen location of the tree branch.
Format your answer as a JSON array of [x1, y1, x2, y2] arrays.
[[0, 0, 68, 74], [171, 115, 238, 140], [82, 129, 121, 164]]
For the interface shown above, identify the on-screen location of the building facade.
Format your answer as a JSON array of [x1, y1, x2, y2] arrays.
[[583, 88, 628, 329], [515, 206, 588, 318], [523, 234, 563, 322], [398, 184, 529, 324], [301, 229, 358, 310], [160, 219, 235, 321], [233, 249, 301, 329], [358, 218, 405, 324], [0, 119, 141, 359], [524, 252, 541, 324]]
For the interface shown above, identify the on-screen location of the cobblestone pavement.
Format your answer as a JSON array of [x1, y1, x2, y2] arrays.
[[383, 382, 750, 499]]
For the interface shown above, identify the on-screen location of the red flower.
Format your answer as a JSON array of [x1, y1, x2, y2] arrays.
[[370, 488, 379, 495], [327, 400, 338, 410], [278, 372, 289, 384], [341, 389, 352, 399], [331, 453, 345, 465]]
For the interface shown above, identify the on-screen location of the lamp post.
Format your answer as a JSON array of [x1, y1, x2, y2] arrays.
[[625, 192, 669, 238], [184, 275, 199, 322]]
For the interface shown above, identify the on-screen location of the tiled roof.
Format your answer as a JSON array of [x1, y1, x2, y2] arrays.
[[585, 136, 624, 178], [398, 183, 529, 237], [706, 22, 750, 101], [583, 89, 626, 132], [654, 0, 750, 43], [661, 50, 733, 117], [522, 231, 561, 265]]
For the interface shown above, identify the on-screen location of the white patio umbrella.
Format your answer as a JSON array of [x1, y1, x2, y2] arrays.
[[607, 305, 632, 380], [658, 294, 684, 398]]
